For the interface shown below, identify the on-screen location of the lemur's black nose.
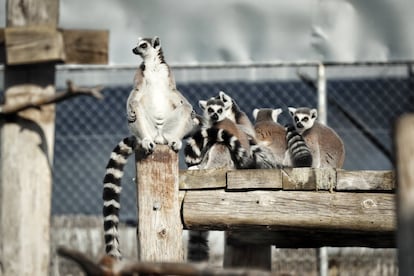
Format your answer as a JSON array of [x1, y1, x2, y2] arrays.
[[211, 113, 219, 121], [132, 47, 139, 55], [297, 122, 304, 129]]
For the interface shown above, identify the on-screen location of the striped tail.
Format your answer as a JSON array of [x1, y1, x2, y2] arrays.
[[102, 136, 137, 259], [184, 128, 251, 169], [187, 230, 209, 262], [285, 125, 313, 167]]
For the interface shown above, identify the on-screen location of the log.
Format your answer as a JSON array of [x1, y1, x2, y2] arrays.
[[337, 170, 395, 191], [179, 167, 227, 189], [61, 29, 109, 64], [395, 114, 414, 274], [136, 145, 183, 262], [0, 85, 55, 276], [182, 190, 395, 233], [5, 26, 65, 65]]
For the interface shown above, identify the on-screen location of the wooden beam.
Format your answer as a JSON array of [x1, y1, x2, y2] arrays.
[[337, 170, 395, 191], [227, 169, 282, 190], [179, 168, 395, 192], [395, 114, 414, 274], [136, 145, 183, 262], [61, 29, 109, 64], [5, 26, 65, 65], [179, 167, 227, 189], [182, 190, 396, 233]]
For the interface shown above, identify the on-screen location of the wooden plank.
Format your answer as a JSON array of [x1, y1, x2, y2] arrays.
[[182, 190, 395, 232], [7, 0, 59, 27], [282, 167, 336, 190], [226, 230, 395, 248], [61, 29, 109, 64], [337, 170, 395, 191], [179, 168, 227, 189], [395, 114, 414, 274], [136, 145, 183, 262], [5, 26, 65, 65], [0, 85, 55, 276], [227, 169, 282, 190]]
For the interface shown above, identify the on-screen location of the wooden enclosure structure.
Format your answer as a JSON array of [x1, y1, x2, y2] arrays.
[[135, 145, 396, 270]]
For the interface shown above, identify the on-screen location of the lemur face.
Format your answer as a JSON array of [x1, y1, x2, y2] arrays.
[[288, 107, 317, 134], [199, 99, 228, 123], [132, 37, 160, 58]]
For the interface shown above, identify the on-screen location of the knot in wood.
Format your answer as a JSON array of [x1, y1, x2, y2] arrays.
[[158, 228, 167, 238], [362, 198, 377, 209]]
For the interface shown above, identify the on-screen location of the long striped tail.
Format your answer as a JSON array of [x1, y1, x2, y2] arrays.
[[184, 128, 251, 169], [285, 125, 313, 167], [102, 136, 137, 259]]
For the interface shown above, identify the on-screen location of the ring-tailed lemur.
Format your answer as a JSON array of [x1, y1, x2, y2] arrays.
[[215, 91, 256, 140], [103, 36, 196, 259], [185, 97, 260, 262], [253, 108, 312, 167], [184, 98, 252, 169], [213, 91, 280, 169], [288, 107, 345, 168]]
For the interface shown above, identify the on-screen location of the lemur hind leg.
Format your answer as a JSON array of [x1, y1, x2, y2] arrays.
[[163, 103, 194, 151], [128, 100, 158, 153]]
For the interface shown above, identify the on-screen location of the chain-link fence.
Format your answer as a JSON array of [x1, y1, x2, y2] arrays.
[[51, 62, 413, 220]]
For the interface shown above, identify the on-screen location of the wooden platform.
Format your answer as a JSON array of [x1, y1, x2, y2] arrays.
[[179, 168, 396, 248]]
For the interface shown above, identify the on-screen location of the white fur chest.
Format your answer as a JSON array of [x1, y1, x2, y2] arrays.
[[141, 64, 173, 121]]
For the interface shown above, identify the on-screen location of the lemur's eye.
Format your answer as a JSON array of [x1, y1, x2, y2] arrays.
[[302, 117, 309, 122], [207, 108, 214, 113], [294, 116, 299, 122], [139, 43, 148, 49], [218, 109, 222, 114]]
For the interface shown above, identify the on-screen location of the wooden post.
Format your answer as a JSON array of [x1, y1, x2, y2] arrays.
[[395, 114, 414, 274], [0, 87, 55, 275], [0, 1, 57, 275], [136, 145, 184, 261]]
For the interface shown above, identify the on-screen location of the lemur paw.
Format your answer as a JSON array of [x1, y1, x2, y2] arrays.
[[168, 139, 182, 152], [127, 111, 136, 123], [141, 138, 155, 154]]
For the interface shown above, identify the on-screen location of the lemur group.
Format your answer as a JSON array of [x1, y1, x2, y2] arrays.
[[102, 37, 345, 260]]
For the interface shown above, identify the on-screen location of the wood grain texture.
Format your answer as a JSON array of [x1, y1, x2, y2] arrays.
[[337, 170, 395, 191], [62, 29, 109, 64], [227, 169, 282, 190], [179, 167, 227, 189], [182, 190, 395, 232], [395, 114, 414, 274], [5, 26, 65, 65], [136, 145, 183, 262], [0, 85, 55, 276]]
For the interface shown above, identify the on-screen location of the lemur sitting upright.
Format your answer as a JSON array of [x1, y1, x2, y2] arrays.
[[253, 108, 312, 167], [102, 36, 196, 259], [288, 107, 345, 168]]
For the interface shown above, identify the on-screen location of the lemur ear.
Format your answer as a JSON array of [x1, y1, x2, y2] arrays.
[[199, 100, 207, 110], [288, 107, 296, 117], [310, 108, 318, 119], [152, 36, 160, 48], [252, 108, 259, 120], [218, 91, 231, 103], [272, 108, 283, 122]]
